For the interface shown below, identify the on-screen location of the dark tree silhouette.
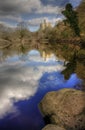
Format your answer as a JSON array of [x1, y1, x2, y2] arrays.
[[62, 3, 80, 36]]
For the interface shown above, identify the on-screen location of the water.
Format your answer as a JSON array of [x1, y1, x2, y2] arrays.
[[0, 50, 82, 130]]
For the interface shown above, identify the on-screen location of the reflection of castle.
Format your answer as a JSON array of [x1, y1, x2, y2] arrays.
[[41, 51, 53, 61], [40, 19, 52, 30]]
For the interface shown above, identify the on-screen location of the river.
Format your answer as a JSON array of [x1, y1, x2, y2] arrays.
[[0, 49, 82, 130]]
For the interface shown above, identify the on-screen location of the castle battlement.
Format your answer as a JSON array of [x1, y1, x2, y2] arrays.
[[40, 19, 52, 30]]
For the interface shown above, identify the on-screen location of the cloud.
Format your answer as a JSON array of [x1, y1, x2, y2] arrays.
[[27, 17, 62, 26], [35, 4, 61, 14], [0, 0, 62, 15], [0, 0, 41, 16], [0, 50, 65, 118], [0, 0, 82, 27], [0, 0, 41, 24]]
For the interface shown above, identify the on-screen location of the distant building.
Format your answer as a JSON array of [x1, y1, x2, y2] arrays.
[[40, 19, 52, 30]]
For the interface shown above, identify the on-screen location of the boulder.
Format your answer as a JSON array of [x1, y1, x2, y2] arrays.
[[42, 124, 66, 130], [39, 88, 85, 130]]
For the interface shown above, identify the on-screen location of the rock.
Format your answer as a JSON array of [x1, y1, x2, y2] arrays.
[[39, 88, 85, 130], [42, 124, 66, 130]]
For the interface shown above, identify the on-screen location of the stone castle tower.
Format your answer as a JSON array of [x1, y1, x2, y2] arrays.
[[40, 19, 52, 30]]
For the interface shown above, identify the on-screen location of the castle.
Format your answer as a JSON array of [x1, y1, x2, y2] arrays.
[[40, 19, 52, 30]]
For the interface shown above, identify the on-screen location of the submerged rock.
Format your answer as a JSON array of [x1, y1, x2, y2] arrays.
[[42, 124, 66, 130], [39, 88, 85, 130]]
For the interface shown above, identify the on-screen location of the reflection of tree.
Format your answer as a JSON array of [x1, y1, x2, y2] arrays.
[[62, 52, 77, 79], [0, 41, 85, 86]]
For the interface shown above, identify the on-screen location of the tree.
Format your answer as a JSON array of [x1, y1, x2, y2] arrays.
[[17, 21, 28, 40], [17, 21, 27, 30], [62, 3, 80, 36]]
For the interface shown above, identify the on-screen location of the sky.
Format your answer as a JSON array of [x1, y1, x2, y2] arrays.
[[0, 0, 82, 31]]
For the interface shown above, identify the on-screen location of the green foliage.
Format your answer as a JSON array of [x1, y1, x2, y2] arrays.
[[1, 32, 11, 41], [16, 21, 30, 40], [62, 44, 68, 50], [19, 29, 26, 39], [77, 49, 85, 64], [41, 28, 57, 44], [61, 31, 70, 38], [62, 3, 80, 36], [77, 0, 85, 36]]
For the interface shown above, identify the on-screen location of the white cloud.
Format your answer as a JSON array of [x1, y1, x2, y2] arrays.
[[0, 0, 63, 27], [0, 0, 82, 27], [27, 17, 62, 26], [36, 5, 61, 14]]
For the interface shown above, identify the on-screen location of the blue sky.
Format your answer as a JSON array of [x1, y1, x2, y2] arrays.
[[0, 0, 82, 31]]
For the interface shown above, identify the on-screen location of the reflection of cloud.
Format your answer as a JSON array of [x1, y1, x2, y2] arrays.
[[0, 97, 17, 118], [0, 50, 64, 118]]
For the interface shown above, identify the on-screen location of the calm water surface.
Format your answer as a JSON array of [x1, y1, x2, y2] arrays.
[[0, 50, 82, 130]]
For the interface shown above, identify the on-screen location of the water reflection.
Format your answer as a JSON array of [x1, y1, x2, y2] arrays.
[[0, 50, 82, 130]]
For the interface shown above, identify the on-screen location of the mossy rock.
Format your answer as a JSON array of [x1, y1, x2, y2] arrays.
[[39, 88, 85, 130], [42, 124, 66, 130]]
